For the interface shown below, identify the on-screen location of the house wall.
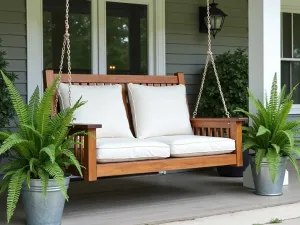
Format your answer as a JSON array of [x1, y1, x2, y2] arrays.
[[0, 0, 27, 129], [165, 0, 248, 109]]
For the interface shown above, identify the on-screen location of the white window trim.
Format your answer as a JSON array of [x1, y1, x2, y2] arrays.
[[26, 0, 166, 99], [98, 0, 165, 75], [27, 0, 43, 101], [280, 9, 300, 114]]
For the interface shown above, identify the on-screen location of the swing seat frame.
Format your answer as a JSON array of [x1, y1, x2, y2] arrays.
[[44, 70, 247, 182]]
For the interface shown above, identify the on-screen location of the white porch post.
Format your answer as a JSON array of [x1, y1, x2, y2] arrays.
[[244, 0, 289, 188]]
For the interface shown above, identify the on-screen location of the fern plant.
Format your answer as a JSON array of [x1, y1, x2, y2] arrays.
[[235, 73, 300, 183], [0, 70, 87, 223]]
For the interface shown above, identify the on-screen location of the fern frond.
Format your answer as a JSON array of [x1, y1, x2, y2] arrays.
[[42, 162, 68, 200], [287, 153, 300, 182], [1, 71, 29, 132], [28, 86, 40, 127], [255, 149, 266, 174], [285, 82, 299, 102], [242, 137, 259, 151], [36, 76, 60, 136], [29, 158, 40, 177], [0, 133, 33, 156], [38, 168, 49, 197], [56, 148, 82, 177], [247, 88, 268, 126], [279, 84, 287, 104], [0, 159, 27, 174], [266, 149, 280, 183], [39, 144, 56, 163], [282, 120, 300, 131], [6, 168, 27, 223], [0, 176, 10, 195], [235, 107, 260, 128], [271, 144, 280, 154], [26, 171, 31, 188], [0, 130, 12, 141]]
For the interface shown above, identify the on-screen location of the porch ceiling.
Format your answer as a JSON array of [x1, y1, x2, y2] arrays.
[[1, 162, 300, 225]]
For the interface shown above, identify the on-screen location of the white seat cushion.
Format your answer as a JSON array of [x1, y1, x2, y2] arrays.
[[148, 135, 235, 157], [96, 138, 170, 163], [128, 83, 193, 139], [58, 83, 133, 138]]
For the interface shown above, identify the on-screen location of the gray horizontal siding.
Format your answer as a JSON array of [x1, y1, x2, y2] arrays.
[[0, 0, 27, 129], [166, 0, 248, 111]]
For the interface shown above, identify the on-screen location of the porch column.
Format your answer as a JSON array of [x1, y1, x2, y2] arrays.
[[244, 0, 289, 188]]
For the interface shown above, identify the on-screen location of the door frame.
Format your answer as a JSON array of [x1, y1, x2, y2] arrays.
[[26, 0, 166, 99]]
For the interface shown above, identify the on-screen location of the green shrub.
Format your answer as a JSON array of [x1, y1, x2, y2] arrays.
[[197, 48, 248, 118], [0, 38, 18, 162]]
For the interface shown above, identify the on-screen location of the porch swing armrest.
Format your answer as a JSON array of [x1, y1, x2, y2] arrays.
[[190, 118, 247, 167], [190, 118, 248, 128], [69, 124, 102, 182], [69, 124, 102, 133]]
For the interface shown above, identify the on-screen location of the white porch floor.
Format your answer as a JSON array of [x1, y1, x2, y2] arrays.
[[1, 162, 300, 225]]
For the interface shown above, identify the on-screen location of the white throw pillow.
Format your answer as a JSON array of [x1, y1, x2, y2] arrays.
[[128, 83, 193, 138], [58, 83, 133, 138]]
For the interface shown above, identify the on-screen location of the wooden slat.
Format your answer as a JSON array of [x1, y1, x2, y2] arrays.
[[56, 73, 180, 84], [231, 122, 243, 167], [74, 136, 79, 159], [214, 128, 218, 137], [221, 128, 224, 137], [202, 127, 207, 136], [96, 154, 237, 177], [208, 128, 212, 136], [80, 136, 84, 164], [84, 128, 97, 181]]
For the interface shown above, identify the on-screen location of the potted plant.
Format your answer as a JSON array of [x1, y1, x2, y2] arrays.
[[198, 48, 249, 177], [236, 73, 300, 196], [0, 70, 87, 224]]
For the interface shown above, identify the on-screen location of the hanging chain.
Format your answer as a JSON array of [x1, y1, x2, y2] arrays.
[[54, 0, 72, 116], [192, 0, 230, 119]]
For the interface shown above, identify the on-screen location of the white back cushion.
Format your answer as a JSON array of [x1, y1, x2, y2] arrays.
[[59, 83, 133, 138], [128, 83, 193, 138]]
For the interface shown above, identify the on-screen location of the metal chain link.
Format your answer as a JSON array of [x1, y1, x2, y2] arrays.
[[54, 0, 72, 116], [192, 0, 230, 118]]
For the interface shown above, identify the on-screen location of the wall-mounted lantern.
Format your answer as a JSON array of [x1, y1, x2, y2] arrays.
[[199, 0, 228, 38]]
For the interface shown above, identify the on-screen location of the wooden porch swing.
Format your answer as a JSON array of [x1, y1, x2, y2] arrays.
[[44, 0, 247, 182]]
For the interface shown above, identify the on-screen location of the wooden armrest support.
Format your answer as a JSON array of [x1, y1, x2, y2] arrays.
[[69, 124, 101, 182], [190, 118, 248, 128], [190, 118, 247, 167]]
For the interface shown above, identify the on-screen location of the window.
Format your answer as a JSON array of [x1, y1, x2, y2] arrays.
[[27, 0, 165, 98], [106, 2, 148, 75], [281, 12, 300, 104], [43, 0, 92, 74]]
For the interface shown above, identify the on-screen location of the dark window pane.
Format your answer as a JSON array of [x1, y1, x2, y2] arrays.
[[43, 0, 91, 74], [281, 61, 300, 104], [282, 13, 292, 58], [293, 14, 300, 58], [291, 62, 300, 104], [281, 61, 291, 92], [106, 2, 148, 75]]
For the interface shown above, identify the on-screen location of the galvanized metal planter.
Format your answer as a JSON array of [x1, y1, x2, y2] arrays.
[[21, 176, 70, 225], [250, 154, 287, 196]]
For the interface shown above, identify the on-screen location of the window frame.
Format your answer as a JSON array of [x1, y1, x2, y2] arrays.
[[26, 0, 166, 100], [281, 8, 300, 114]]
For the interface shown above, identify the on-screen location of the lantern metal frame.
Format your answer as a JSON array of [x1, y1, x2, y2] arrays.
[[199, 0, 228, 38]]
